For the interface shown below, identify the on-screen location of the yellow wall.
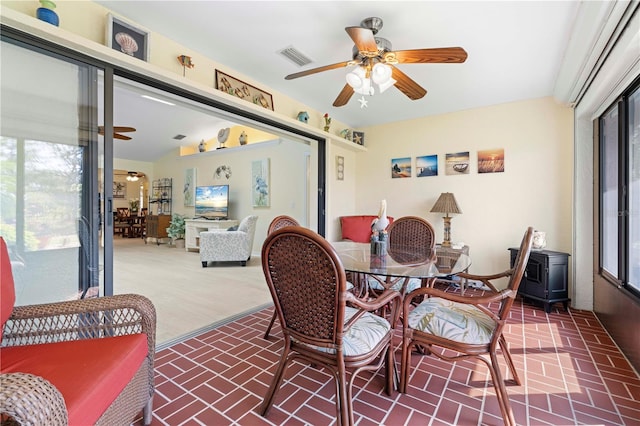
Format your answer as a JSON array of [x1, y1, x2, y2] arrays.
[[2, 2, 577, 298], [356, 97, 574, 276], [1, 0, 350, 134]]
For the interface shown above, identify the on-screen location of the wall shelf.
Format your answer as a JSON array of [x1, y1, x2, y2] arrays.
[[181, 139, 281, 157], [329, 135, 366, 152]]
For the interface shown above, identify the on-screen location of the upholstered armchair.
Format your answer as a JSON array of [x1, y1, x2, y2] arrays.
[[200, 215, 258, 267]]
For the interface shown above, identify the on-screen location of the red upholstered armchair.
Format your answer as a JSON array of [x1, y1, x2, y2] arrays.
[[340, 215, 394, 243], [0, 238, 156, 425]]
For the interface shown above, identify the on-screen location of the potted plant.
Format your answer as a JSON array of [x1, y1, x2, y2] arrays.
[[166, 213, 186, 248]]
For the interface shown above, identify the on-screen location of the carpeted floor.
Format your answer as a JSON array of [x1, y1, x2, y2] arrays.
[[113, 237, 272, 345]]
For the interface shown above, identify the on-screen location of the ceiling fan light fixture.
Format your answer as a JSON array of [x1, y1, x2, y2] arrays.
[[126, 171, 139, 182], [378, 77, 397, 93], [371, 62, 392, 85], [354, 78, 374, 96], [346, 66, 366, 89]]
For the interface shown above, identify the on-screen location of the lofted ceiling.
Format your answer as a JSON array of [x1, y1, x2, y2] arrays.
[[95, 1, 581, 160]]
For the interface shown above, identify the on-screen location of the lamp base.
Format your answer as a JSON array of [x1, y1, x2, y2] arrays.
[[442, 216, 453, 248]]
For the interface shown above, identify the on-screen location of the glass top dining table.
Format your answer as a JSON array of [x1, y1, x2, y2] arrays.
[[332, 241, 472, 280]]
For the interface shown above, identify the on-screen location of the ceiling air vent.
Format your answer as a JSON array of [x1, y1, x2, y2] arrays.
[[278, 46, 313, 67], [173, 134, 186, 140]]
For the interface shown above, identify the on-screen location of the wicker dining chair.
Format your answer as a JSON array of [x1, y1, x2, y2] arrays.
[[259, 226, 401, 426], [367, 216, 437, 297], [263, 215, 300, 339], [399, 227, 534, 426]]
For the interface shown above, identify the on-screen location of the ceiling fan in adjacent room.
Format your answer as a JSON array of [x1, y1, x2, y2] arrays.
[[114, 170, 145, 182], [284, 17, 468, 107], [98, 125, 136, 140]]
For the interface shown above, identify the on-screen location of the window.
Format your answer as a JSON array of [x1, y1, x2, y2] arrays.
[[599, 79, 640, 295]]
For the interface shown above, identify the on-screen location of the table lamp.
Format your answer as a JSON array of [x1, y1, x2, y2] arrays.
[[430, 192, 462, 247]]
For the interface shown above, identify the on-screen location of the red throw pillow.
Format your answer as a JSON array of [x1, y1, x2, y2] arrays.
[[340, 215, 394, 243], [0, 238, 16, 341]]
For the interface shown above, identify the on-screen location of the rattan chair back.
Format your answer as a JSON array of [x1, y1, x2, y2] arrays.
[[262, 226, 346, 345], [267, 215, 300, 234], [263, 215, 301, 339], [387, 216, 435, 255]]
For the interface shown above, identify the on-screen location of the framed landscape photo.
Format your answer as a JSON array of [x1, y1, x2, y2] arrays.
[[416, 154, 438, 177], [391, 157, 411, 178], [215, 70, 274, 111], [478, 148, 505, 173], [106, 13, 150, 62], [445, 151, 470, 175]]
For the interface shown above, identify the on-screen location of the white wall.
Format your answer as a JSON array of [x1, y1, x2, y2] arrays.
[[153, 138, 315, 255], [353, 97, 574, 282]]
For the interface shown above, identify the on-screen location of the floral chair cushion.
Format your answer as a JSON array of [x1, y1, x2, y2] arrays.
[[368, 275, 421, 293], [296, 306, 391, 356], [408, 297, 496, 345]]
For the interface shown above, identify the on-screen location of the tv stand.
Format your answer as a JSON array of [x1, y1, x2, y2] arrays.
[[184, 218, 239, 252]]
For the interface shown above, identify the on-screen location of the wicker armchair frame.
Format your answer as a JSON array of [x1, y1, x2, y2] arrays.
[[259, 226, 401, 426], [264, 215, 300, 339], [0, 294, 156, 426], [399, 227, 534, 426]]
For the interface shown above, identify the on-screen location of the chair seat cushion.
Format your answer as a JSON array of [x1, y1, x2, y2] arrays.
[[298, 307, 391, 356], [368, 275, 421, 293], [408, 297, 495, 345], [1, 333, 148, 426]]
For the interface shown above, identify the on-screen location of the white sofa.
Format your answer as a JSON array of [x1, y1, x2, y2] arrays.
[[199, 215, 258, 267]]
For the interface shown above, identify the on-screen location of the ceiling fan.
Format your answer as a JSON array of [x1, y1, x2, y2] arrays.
[[285, 17, 468, 107], [115, 170, 145, 181], [98, 125, 136, 140]]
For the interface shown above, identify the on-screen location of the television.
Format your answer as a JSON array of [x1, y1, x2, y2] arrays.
[[195, 185, 229, 219]]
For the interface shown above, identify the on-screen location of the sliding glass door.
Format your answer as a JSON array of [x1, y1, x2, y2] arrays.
[[0, 37, 104, 304]]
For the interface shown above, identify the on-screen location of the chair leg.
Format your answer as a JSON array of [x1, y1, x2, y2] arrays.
[[264, 311, 277, 339], [399, 338, 411, 393], [259, 346, 291, 417], [142, 397, 153, 425], [498, 334, 521, 385], [336, 365, 353, 426], [385, 344, 395, 395], [485, 352, 517, 426]]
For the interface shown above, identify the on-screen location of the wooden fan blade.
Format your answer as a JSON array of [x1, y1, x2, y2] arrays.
[[98, 126, 136, 137], [389, 47, 468, 64], [391, 66, 427, 100], [114, 133, 132, 140], [285, 61, 352, 80], [345, 26, 378, 54], [113, 126, 136, 133], [333, 84, 355, 107]]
